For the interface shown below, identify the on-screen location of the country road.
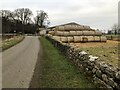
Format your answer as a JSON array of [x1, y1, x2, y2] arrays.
[[2, 36, 40, 88]]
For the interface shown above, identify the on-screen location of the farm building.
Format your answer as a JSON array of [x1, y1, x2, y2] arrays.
[[47, 22, 107, 43]]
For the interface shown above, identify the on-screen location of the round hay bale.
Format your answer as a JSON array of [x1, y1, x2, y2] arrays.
[[64, 25, 79, 31], [81, 36, 88, 42], [83, 31, 95, 36], [95, 31, 102, 36], [52, 28, 55, 31], [63, 31, 70, 36], [87, 36, 95, 42], [100, 36, 107, 42], [64, 25, 72, 30], [83, 26, 91, 30], [53, 36, 61, 41], [74, 36, 81, 42], [60, 37, 68, 43], [78, 25, 84, 30], [67, 37, 74, 42], [47, 34, 53, 38], [69, 31, 77, 36], [55, 26, 65, 31], [73, 25, 79, 30], [94, 36, 101, 41], [76, 31, 83, 36], [47, 34, 52, 36], [48, 31, 55, 35], [55, 31, 64, 36]]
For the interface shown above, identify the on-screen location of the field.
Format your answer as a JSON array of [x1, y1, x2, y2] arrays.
[[106, 34, 120, 41], [69, 40, 119, 68], [2, 35, 24, 51]]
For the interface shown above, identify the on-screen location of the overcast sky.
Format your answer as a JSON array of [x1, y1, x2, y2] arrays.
[[0, 0, 119, 32]]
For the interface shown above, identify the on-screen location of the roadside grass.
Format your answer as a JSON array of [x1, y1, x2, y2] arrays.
[[2, 35, 24, 51], [39, 37, 95, 88]]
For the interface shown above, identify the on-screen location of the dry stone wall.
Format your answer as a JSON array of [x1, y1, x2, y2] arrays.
[[46, 36, 120, 90]]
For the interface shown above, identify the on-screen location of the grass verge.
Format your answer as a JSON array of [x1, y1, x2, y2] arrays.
[[39, 37, 95, 88], [2, 35, 24, 51]]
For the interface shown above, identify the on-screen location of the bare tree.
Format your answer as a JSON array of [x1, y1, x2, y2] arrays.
[[0, 10, 11, 19], [14, 8, 33, 24], [35, 10, 48, 28], [112, 24, 118, 35]]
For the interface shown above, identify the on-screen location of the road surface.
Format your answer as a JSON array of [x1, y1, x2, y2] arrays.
[[2, 36, 40, 88]]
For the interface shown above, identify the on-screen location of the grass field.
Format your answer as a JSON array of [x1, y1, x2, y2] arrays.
[[39, 37, 95, 88], [70, 40, 119, 68], [105, 34, 120, 41], [2, 35, 24, 51]]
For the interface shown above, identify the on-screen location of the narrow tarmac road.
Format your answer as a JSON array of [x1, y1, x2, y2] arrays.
[[2, 36, 40, 88]]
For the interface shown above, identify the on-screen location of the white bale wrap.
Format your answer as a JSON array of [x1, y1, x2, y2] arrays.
[[52, 28, 55, 31], [53, 36, 61, 41], [76, 31, 83, 36], [81, 36, 88, 42], [47, 34, 53, 38], [67, 37, 74, 42], [60, 37, 68, 43], [78, 26, 84, 30], [64, 25, 72, 30], [83, 31, 95, 36], [87, 36, 95, 42], [74, 36, 81, 42], [83, 26, 91, 30], [95, 31, 102, 36], [48, 31, 55, 35], [69, 31, 77, 36], [63, 31, 70, 36], [100, 36, 107, 42], [54, 31, 64, 36], [94, 36, 101, 41], [55, 26, 65, 31]]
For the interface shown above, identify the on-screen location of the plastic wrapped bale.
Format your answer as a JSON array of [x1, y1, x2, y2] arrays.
[[60, 37, 68, 43], [69, 31, 77, 36], [63, 31, 70, 36], [52, 28, 55, 31], [55, 26, 65, 31], [76, 31, 83, 36], [94, 36, 101, 42], [83, 25, 91, 30], [100, 36, 107, 42], [55, 31, 64, 36], [67, 37, 74, 42], [48, 31, 55, 35], [53, 36, 61, 41], [74, 36, 81, 42], [83, 31, 95, 36], [73, 25, 79, 30], [78, 25, 84, 30], [47, 34, 53, 38], [64, 25, 72, 30], [95, 31, 102, 36], [81, 36, 88, 42], [64, 25, 78, 31], [87, 36, 95, 42]]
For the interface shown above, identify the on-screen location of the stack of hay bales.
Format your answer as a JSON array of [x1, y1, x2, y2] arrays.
[[47, 23, 107, 43]]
